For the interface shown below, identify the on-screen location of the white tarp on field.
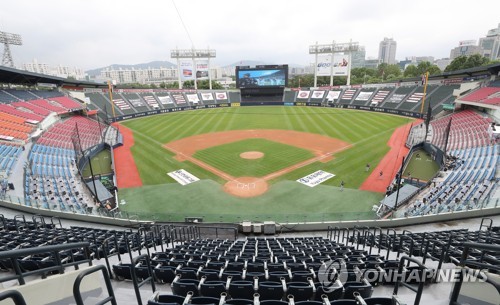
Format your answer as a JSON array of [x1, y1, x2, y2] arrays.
[[168, 169, 200, 186], [297, 170, 335, 187]]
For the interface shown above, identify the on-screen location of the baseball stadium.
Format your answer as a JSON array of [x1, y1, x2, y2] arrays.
[[0, 22, 500, 305]]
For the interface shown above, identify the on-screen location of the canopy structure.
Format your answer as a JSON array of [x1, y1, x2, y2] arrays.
[[85, 179, 113, 203]]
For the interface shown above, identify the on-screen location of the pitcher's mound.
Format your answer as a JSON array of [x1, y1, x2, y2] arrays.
[[223, 177, 269, 198], [240, 151, 264, 160]]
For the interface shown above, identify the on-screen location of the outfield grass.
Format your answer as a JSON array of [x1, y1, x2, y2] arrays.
[[119, 106, 413, 222], [194, 138, 314, 178]]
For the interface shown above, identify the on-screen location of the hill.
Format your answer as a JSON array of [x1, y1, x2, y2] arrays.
[[85, 60, 177, 77]]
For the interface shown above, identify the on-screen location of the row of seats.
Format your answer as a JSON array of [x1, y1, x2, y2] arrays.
[[404, 143, 498, 216], [429, 109, 493, 150], [85, 91, 231, 116], [0, 144, 22, 175]]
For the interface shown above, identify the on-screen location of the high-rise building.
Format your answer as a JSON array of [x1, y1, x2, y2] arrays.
[[378, 38, 397, 65], [351, 46, 366, 68], [479, 23, 500, 61], [449, 40, 483, 60]]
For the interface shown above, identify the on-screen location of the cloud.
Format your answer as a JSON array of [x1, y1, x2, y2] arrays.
[[1, 0, 498, 70]]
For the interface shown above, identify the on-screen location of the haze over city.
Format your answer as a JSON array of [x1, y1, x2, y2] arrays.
[[1, 0, 499, 70]]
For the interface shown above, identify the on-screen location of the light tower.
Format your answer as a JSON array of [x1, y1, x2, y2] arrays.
[[309, 41, 359, 87], [0, 31, 23, 67], [171, 48, 216, 90]]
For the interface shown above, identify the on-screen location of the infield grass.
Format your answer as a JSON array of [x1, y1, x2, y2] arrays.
[[119, 106, 413, 221], [194, 138, 314, 178]]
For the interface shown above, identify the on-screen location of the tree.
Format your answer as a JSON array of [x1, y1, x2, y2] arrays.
[[378, 63, 401, 80], [444, 54, 490, 72], [404, 65, 419, 78]]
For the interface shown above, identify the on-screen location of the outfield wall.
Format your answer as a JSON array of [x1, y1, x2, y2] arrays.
[[111, 102, 423, 122]]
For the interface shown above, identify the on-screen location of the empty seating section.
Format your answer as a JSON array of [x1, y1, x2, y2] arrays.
[[369, 88, 392, 107], [0, 144, 22, 175], [25, 116, 104, 211], [0, 90, 17, 103], [141, 94, 162, 109], [85, 91, 236, 114], [28, 99, 67, 114], [425, 85, 459, 115], [381, 86, 413, 108], [157, 93, 176, 108], [397, 86, 428, 111], [47, 96, 83, 110], [405, 145, 498, 216], [11, 101, 52, 116], [0, 112, 35, 141], [429, 109, 493, 150], [0, 104, 44, 122], [121, 93, 149, 112], [3, 89, 38, 101], [84, 92, 119, 114], [460, 87, 500, 106], [149, 237, 382, 303], [339, 89, 357, 104], [37, 116, 105, 150], [351, 90, 375, 106], [29, 90, 64, 99], [113, 97, 135, 114]]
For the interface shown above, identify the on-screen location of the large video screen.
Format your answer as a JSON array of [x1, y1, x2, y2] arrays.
[[236, 66, 288, 89]]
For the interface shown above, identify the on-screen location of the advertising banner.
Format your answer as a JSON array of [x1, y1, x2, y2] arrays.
[[215, 92, 227, 100], [201, 92, 214, 101], [311, 91, 325, 99], [196, 60, 209, 79], [180, 60, 194, 81], [297, 90, 310, 99], [326, 91, 341, 102], [355, 91, 374, 101], [316, 54, 349, 76], [186, 94, 200, 104]]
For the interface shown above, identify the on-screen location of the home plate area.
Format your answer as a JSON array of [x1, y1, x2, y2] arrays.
[[223, 177, 269, 198]]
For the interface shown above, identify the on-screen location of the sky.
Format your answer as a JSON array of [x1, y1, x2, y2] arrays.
[[1, 0, 499, 70]]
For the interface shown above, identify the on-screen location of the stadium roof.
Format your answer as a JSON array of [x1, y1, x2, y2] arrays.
[[0, 65, 107, 88]]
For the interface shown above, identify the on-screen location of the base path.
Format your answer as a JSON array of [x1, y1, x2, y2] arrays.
[[164, 129, 351, 197], [360, 121, 418, 193], [112, 123, 143, 188]]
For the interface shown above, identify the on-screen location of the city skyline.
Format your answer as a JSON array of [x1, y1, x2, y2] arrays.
[[1, 0, 499, 70]]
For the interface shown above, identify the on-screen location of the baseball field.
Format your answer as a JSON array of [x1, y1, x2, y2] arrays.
[[114, 106, 414, 222]]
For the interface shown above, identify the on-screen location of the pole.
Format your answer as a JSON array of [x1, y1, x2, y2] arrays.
[[329, 41, 334, 87], [107, 81, 116, 119], [88, 156, 99, 203], [208, 47, 212, 90], [393, 156, 405, 210], [314, 41, 318, 88], [420, 71, 429, 114], [192, 48, 198, 91], [346, 42, 353, 86], [176, 50, 182, 89]]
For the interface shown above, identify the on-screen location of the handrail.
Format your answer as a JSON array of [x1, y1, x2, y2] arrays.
[[130, 254, 156, 305], [393, 256, 428, 305], [0, 242, 92, 285], [0, 290, 27, 305], [449, 242, 500, 305], [73, 265, 117, 305]]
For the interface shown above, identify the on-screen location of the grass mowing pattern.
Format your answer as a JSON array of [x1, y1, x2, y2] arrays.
[[119, 106, 413, 222], [193, 138, 314, 178]]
